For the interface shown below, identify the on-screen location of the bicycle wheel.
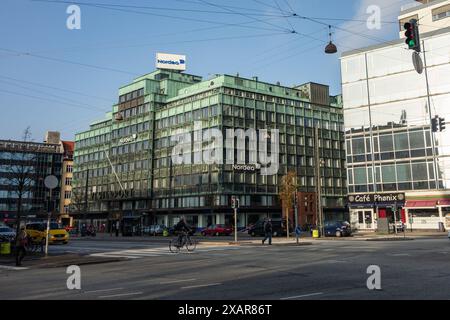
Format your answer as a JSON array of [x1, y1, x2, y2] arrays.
[[169, 239, 180, 253], [186, 237, 197, 252]]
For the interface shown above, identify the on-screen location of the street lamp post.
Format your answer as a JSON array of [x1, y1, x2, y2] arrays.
[[294, 191, 299, 244], [231, 196, 239, 243], [44, 175, 58, 257], [314, 126, 325, 237]]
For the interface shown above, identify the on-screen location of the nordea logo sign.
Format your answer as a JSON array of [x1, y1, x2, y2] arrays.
[[156, 53, 186, 71]]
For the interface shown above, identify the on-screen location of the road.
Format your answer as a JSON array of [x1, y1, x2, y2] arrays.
[[1, 238, 450, 300]]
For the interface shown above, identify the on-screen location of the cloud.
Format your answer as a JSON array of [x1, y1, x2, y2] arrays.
[[335, 0, 410, 54]]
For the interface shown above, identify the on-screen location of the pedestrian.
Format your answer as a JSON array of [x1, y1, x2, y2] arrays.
[[115, 221, 120, 237], [262, 218, 273, 245], [15, 226, 28, 266]]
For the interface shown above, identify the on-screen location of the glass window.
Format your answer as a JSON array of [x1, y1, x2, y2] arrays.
[[354, 167, 367, 185], [352, 138, 365, 154], [409, 131, 425, 149], [379, 134, 394, 152], [396, 163, 411, 182], [382, 165, 396, 183], [412, 163, 428, 181], [394, 133, 409, 150]]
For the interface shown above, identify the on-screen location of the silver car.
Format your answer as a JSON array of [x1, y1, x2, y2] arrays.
[[0, 226, 16, 241]]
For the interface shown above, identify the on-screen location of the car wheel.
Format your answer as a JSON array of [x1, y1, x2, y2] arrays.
[[215, 232, 220, 236], [201, 232, 206, 236], [63, 241, 68, 245], [335, 231, 342, 237]]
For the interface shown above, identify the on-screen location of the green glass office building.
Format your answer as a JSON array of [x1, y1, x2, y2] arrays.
[[73, 69, 347, 232]]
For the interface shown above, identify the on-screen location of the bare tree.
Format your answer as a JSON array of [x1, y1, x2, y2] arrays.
[[279, 171, 298, 240], [69, 187, 85, 217], [6, 127, 37, 243]]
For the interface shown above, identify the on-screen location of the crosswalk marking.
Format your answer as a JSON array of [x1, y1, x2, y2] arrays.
[[89, 245, 239, 259]]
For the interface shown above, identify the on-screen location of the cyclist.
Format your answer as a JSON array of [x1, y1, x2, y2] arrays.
[[174, 216, 192, 247]]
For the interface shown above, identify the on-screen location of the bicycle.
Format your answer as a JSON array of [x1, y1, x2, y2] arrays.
[[169, 231, 197, 253]]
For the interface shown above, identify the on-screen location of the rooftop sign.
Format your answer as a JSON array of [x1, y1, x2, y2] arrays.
[[156, 53, 186, 71]]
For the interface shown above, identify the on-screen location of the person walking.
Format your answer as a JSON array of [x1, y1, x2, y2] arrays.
[[15, 226, 28, 266], [115, 220, 120, 237], [262, 218, 273, 245]]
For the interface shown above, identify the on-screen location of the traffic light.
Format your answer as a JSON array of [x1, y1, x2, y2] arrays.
[[439, 117, 446, 131], [432, 116, 439, 132], [404, 19, 421, 52]]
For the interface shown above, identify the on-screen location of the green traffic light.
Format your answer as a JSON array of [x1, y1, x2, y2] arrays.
[[409, 39, 416, 48]]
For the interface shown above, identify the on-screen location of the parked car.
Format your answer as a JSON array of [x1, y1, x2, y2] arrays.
[[201, 224, 233, 236], [0, 226, 16, 241], [248, 219, 287, 237], [149, 225, 167, 236], [324, 221, 352, 237], [26, 222, 69, 244]]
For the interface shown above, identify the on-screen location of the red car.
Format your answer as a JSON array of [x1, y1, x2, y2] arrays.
[[201, 224, 233, 236]]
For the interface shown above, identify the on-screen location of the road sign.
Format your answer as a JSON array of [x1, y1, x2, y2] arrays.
[[412, 51, 423, 74], [44, 175, 58, 190]]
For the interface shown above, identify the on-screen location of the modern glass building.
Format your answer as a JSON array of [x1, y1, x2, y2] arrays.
[[0, 133, 63, 226], [73, 69, 347, 232], [341, 1, 450, 231]]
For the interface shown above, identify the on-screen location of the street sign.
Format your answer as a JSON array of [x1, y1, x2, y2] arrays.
[[412, 52, 424, 74], [44, 175, 58, 190]]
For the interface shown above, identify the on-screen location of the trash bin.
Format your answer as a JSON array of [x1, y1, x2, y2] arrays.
[[438, 222, 445, 232], [0, 242, 11, 255], [312, 229, 319, 238]]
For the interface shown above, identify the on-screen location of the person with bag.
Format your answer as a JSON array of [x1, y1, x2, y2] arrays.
[[15, 226, 28, 266]]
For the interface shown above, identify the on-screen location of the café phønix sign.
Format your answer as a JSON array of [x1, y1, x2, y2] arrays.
[[348, 193, 405, 205]]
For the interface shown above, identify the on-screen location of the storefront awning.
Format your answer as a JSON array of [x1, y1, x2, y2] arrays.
[[437, 200, 450, 206], [405, 200, 437, 208]]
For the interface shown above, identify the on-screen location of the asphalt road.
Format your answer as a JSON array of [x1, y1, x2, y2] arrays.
[[1, 238, 450, 300]]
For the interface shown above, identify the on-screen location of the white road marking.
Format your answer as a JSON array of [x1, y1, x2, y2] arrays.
[[389, 253, 411, 256], [0, 265, 29, 270], [99, 291, 143, 299], [89, 246, 240, 259], [84, 287, 124, 294], [159, 278, 197, 285], [90, 253, 141, 259], [181, 283, 222, 289], [280, 292, 324, 300]]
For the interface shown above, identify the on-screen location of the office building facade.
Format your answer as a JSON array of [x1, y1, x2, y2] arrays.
[[341, 0, 450, 231], [0, 132, 64, 225], [73, 69, 347, 231]]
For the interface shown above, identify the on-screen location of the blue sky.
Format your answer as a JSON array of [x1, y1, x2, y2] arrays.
[[0, 0, 409, 141]]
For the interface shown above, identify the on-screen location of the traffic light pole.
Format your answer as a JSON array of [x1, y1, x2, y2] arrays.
[[234, 207, 237, 243], [422, 40, 440, 190]]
